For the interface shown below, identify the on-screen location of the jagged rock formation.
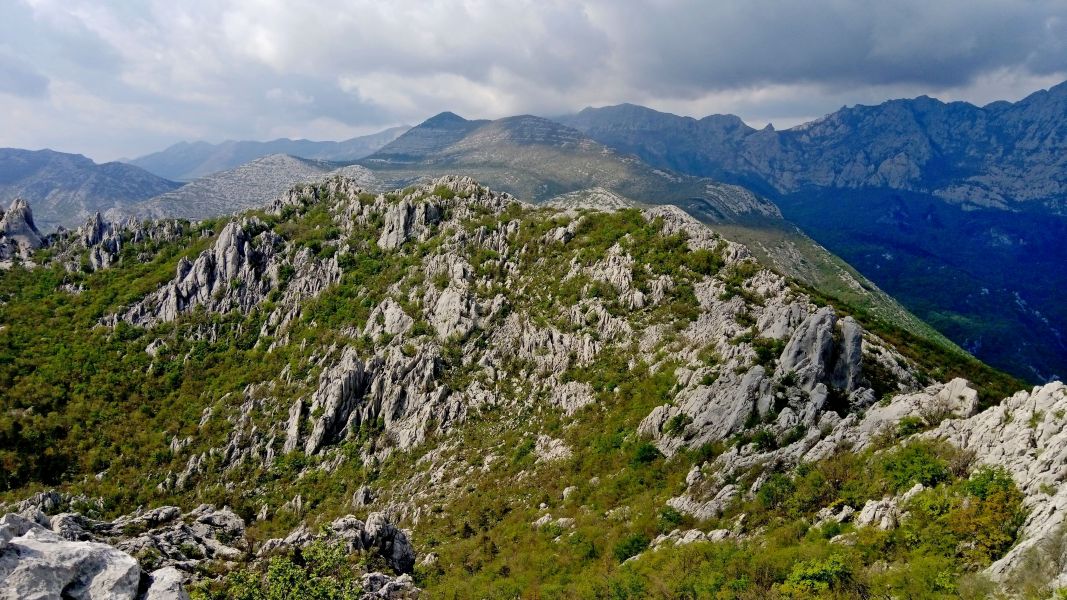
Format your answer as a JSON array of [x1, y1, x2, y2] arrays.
[[85, 176, 974, 491], [115, 219, 279, 326], [4, 173, 1062, 595], [0, 197, 44, 265]]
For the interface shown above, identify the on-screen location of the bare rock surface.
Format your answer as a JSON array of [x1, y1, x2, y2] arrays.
[[260, 511, 415, 575], [0, 198, 45, 265], [0, 514, 141, 600]]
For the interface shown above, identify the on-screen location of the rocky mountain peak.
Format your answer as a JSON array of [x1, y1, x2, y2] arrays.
[[0, 197, 44, 264], [421, 111, 470, 127]]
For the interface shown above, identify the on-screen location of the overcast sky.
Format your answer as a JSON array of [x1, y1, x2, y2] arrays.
[[2, 0, 1066, 162]]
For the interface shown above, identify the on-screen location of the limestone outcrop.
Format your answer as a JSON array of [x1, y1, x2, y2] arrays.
[[0, 198, 45, 264], [0, 513, 141, 600], [260, 512, 416, 575]]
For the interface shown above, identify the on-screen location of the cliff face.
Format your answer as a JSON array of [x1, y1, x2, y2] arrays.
[[0, 175, 1061, 597]]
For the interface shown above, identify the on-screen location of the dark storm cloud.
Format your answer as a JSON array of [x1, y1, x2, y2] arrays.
[[590, 0, 1067, 95], [0, 0, 1064, 160]]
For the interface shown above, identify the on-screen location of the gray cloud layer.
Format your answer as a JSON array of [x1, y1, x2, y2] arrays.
[[1, 0, 1065, 161]]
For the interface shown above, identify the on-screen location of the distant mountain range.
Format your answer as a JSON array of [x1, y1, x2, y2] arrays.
[[559, 80, 1067, 211], [0, 148, 180, 230], [119, 154, 379, 222], [560, 80, 1067, 381], [127, 126, 409, 181], [361, 112, 781, 223]]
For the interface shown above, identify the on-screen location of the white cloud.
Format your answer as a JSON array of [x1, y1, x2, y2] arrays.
[[0, 0, 1065, 160]]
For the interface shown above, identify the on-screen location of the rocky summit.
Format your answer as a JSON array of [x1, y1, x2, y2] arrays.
[[0, 174, 1062, 597]]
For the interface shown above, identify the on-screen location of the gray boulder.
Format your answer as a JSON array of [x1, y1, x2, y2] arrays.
[[0, 198, 45, 262], [777, 307, 836, 392], [142, 567, 190, 600], [0, 517, 141, 600]]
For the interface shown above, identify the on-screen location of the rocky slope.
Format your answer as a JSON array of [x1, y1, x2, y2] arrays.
[[119, 154, 379, 222], [129, 127, 410, 182], [363, 112, 953, 354], [0, 491, 416, 599], [561, 82, 1067, 382], [0, 175, 1057, 597], [0, 148, 181, 230]]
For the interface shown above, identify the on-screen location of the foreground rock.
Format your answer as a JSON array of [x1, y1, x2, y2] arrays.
[[0, 513, 141, 599], [1, 494, 422, 598], [0, 499, 245, 599], [928, 381, 1067, 586]]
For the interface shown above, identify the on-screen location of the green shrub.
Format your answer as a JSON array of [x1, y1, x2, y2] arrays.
[[433, 185, 456, 200], [752, 428, 778, 451], [751, 337, 786, 368], [662, 413, 691, 436], [657, 506, 684, 533], [685, 247, 726, 276], [896, 416, 926, 437], [879, 442, 950, 491], [777, 554, 852, 595], [630, 442, 662, 466], [757, 473, 795, 510], [612, 533, 651, 562], [191, 541, 361, 600]]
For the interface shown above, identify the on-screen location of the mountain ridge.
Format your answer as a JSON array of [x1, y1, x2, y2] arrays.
[[1, 174, 1060, 598], [117, 154, 379, 222], [360, 112, 955, 357], [558, 80, 1067, 381], [128, 126, 410, 181], [561, 79, 1067, 209], [0, 148, 181, 230]]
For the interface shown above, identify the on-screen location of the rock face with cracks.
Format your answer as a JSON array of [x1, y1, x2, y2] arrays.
[[0, 198, 45, 265]]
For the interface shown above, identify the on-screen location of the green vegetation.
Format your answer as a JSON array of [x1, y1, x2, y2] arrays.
[[0, 183, 1040, 598], [192, 541, 363, 600], [799, 283, 1025, 408]]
